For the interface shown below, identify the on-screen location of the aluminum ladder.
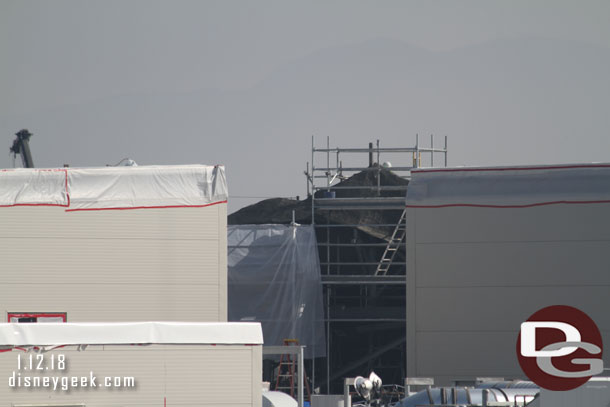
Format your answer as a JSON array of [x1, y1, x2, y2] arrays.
[[374, 208, 406, 276]]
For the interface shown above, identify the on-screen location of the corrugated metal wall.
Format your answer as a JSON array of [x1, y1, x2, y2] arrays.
[[0, 345, 261, 406], [0, 203, 264, 406], [406, 204, 610, 385], [0, 205, 227, 322]]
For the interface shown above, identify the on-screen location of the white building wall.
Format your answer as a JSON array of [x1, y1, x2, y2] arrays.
[[0, 344, 261, 407], [0, 166, 254, 406], [406, 165, 610, 385], [0, 204, 227, 322]]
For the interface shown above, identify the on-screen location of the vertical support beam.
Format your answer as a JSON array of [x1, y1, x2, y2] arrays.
[[326, 287, 331, 393], [326, 136, 330, 190], [430, 134, 434, 167], [406, 206, 417, 378], [298, 346, 304, 407], [326, 214, 330, 275], [306, 162, 310, 197], [311, 135, 315, 225], [376, 139, 381, 196], [312, 349, 315, 395], [305, 136, 450, 395], [444, 135, 448, 167], [343, 378, 354, 407], [415, 134, 420, 168]]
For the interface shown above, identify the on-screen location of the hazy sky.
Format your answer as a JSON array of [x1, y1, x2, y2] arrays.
[[3, 1, 610, 113], [2, 1, 610, 212]]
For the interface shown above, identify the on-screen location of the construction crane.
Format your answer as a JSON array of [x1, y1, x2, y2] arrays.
[[10, 129, 34, 168]]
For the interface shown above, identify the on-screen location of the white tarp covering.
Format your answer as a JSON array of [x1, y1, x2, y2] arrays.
[[68, 165, 227, 210], [0, 169, 68, 206], [228, 225, 326, 358], [0, 322, 262, 346], [407, 164, 610, 208], [0, 165, 227, 210]]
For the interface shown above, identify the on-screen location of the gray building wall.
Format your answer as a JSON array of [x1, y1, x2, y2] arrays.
[[406, 166, 610, 385]]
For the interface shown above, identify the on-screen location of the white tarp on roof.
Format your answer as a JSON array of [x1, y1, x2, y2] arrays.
[[228, 225, 325, 358], [0, 165, 227, 210], [68, 165, 227, 210], [407, 163, 610, 208], [0, 169, 68, 206], [0, 322, 262, 346]]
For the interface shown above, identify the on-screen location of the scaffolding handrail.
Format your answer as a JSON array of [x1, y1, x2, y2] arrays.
[[313, 147, 447, 153], [306, 135, 448, 394]]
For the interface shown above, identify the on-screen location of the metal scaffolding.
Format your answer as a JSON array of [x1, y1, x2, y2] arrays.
[[305, 135, 448, 393]]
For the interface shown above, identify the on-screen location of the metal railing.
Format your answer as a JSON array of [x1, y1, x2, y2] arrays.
[[306, 135, 448, 394]]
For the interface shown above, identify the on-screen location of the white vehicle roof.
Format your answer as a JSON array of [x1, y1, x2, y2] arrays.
[[0, 322, 262, 346]]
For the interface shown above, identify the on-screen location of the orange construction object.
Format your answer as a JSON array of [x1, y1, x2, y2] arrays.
[[274, 339, 312, 401]]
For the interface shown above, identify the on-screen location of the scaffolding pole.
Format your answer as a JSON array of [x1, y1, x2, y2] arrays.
[[306, 135, 448, 394]]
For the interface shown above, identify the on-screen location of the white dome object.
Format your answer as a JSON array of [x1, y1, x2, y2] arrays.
[[262, 391, 298, 407]]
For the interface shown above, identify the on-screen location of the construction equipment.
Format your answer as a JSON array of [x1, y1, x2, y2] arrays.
[[274, 339, 312, 401], [10, 129, 35, 168], [374, 208, 407, 276]]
